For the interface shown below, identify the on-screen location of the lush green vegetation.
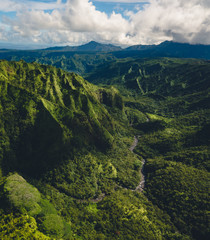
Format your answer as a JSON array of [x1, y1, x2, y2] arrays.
[[86, 58, 210, 97], [0, 50, 117, 75], [0, 57, 209, 239], [1, 41, 210, 77], [145, 160, 209, 239], [86, 57, 210, 239], [133, 109, 210, 239], [1, 173, 72, 238]]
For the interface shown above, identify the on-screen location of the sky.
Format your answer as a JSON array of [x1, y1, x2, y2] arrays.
[[0, 0, 210, 49]]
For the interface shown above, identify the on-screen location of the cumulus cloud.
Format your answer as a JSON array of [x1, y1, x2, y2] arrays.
[[0, 0, 210, 46], [127, 0, 210, 44], [0, 0, 22, 12]]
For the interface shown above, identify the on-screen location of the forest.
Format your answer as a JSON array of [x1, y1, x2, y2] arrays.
[[0, 52, 209, 239]]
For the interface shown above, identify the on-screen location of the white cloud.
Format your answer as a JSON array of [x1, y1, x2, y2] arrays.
[[128, 0, 210, 44], [0, 0, 63, 12], [0, 0, 22, 12], [0, 0, 210, 46]]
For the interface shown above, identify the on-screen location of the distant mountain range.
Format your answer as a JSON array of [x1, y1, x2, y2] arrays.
[[0, 40, 210, 76], [1, 40, 210, 59], [41, 40, 210, 60], [44, 41, 122, 52], [121, 41, 210, 59], [40, 40, 210, 59]]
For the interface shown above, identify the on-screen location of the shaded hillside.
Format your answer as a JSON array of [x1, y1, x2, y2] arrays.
[[0, 60, 117, 176], [133, 108, 210, 240], [86, 57, 210, 101]]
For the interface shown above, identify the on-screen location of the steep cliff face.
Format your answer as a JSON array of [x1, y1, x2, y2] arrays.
[[97, 87, 124, 110], [0, 60, 114, 176]]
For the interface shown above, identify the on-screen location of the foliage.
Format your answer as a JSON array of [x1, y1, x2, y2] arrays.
[[0, 212, 50, 239], [0, 50, 117, 75], [4, 173, 41, 216], [94, 190, 189, 240], [1, 173, 72, 239], [132, 101, 210, 240], [145, 159, 210, 239], [0, 59, 115, 176], [0, 57, 209, 240], [86, 58, 210, 98]]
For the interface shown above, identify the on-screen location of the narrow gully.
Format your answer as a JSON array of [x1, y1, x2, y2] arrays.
[[130, 136, 146, 192]]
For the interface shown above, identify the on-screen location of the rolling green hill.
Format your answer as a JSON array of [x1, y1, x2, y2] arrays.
[[0, 59, 191, 239], [0, 50, 117, 75]]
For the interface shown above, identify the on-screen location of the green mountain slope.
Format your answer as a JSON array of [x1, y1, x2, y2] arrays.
[[86, 58, 210, 96], [86, 57, 210, 240], [0, 50, 117, 75], [86, 57, 210, 116], [0, 57, 209, 239], [0, 60, 118, 176], [133, 108, 210, 239], [0, 60, 192, 239]]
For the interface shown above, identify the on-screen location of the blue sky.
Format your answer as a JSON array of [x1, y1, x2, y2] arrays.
[[0, 0, 209, 49], [92, 1, 148, 16]]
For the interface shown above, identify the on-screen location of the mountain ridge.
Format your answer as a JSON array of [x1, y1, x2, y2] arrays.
[[116, 41, 210, 59], [0, 41, 210, 78], [43, 41, 122, 52], [0, 58, 209, 239], [34, 40, 210, 59], [0, 59, 118, 176]]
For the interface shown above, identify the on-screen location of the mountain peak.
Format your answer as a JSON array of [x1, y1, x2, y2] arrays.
[[77, 41, 122, 51], [44, 41, 121, 52], [87, 41, 100, 45]]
